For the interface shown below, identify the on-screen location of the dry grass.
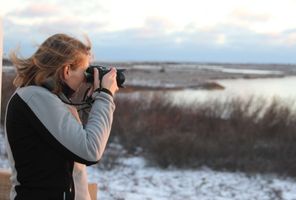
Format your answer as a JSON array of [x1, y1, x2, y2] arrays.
[[112, 94, 296, 177]]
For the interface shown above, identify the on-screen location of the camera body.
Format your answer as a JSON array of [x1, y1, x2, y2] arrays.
[[85, 65, 126, 87]]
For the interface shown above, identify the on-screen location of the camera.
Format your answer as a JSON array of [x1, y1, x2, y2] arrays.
[[85, 65, 126, 88]]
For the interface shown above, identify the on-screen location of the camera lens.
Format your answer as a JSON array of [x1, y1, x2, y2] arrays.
[[116, 69, 125, 87]]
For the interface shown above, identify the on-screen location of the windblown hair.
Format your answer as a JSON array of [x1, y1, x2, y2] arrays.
[[10, 33, 91, 94]]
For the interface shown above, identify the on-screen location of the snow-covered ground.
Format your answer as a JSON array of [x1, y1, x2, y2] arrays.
[[88, 157, 296, 200], [1, 133, 296, 200]]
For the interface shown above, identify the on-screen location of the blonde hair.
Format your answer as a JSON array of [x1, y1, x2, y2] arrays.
[[10, 33, 91, 94]]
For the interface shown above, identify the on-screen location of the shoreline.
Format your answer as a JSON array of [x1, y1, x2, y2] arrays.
[[117, 62, 296, 92], [2, 62, 296, 92]]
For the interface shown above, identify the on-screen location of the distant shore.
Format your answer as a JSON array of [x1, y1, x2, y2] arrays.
[[3, 58, 296, 91], [116, 62, 296, 91]]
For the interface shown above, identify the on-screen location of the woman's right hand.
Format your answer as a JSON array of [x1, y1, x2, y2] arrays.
[[100, 67, 119, 96]]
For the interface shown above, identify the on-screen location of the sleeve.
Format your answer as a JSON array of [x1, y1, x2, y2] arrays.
[[23, 90, 115, 165]]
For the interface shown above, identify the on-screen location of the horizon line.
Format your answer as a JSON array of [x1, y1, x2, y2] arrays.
[[2, 57, 296, 66]]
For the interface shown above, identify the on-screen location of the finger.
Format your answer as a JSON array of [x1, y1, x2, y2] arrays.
[[93, 68, 100, 90], [109, 67, 117, 74], [110, 67, 117, 77], [87, 86, 94, 97]]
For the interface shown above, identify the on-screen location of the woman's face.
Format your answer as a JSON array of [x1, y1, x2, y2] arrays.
[[64, 55, 90, 91]]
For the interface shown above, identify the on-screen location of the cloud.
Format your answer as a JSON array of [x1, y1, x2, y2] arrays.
[[4, 3, 64, 28], [3, 0, 296, 63], [4, 22, 296, 63], [4, 1, 108, 32], [88, 21, 296, 63], [32, 17, 106, 35], [230, 8, 271, 23], [4, 8, 107, 38], [7, 3, 61, 18], [133, 16, 175, 39], [273, 29, 296, 46]]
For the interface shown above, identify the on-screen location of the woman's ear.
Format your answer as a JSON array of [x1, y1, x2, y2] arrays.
[[63, 65, 70, 80]]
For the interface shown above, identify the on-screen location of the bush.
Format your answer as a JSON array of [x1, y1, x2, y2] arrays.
[[112, 94, 296, 177]]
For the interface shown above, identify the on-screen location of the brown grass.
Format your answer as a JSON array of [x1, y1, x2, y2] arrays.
[[112, 94, 296, 177]]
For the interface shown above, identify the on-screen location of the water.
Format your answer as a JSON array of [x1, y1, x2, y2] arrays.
[[198, 65, 283, 75], [123, 64, 295, 107], [218, 76, 296, 99], [170, 76, 296, 109]]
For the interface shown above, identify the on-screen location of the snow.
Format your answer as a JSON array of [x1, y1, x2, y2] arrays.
[[1, 132, 296, 200], [87, 156, 296, 200]]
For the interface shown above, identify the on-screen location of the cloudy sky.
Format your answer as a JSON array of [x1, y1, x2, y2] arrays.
[[1, 0, 296, 63]]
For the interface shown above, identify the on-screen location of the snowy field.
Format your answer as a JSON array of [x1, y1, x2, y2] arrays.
[[88, 156, 296, 200], [1, 133, 296, 200]]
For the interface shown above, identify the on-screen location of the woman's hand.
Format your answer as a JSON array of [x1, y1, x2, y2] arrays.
[[101, 67, 119, 96], [83, 68, 100, 98]]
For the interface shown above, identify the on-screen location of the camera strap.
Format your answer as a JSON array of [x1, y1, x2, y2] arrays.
[[41, 78, 94, 111]]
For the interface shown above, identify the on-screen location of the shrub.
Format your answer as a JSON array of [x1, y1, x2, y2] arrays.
[[112, 93, 296, 177]]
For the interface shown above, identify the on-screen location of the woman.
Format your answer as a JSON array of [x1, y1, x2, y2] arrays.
[[4, 33, 118, 199]]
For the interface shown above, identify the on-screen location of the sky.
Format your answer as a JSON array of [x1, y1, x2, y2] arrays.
[[1, 0, 296, 63]]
